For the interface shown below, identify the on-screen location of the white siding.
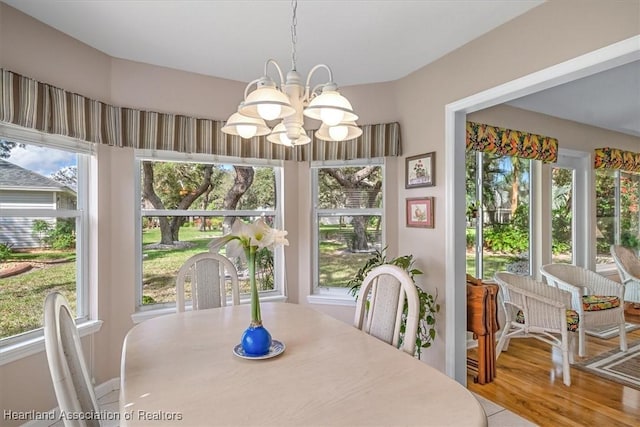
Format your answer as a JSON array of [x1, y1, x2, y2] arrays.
[[0, 217, 54, 248], [0, 190, 55, 209], [0, 190, 66, 248]]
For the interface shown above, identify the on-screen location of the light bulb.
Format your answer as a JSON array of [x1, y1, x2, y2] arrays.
[[328, 125, 349, 141], [320, 108, 344, 126], [279, 132, 292, 146], [257, 104, 282, 121], [236, 124, 257, 139]]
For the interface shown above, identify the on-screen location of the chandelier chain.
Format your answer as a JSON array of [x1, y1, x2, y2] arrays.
[[290, 0, 298, 71]]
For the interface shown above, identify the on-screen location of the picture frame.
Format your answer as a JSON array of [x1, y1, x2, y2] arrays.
[[406, 197, 434, 228], [405, 152, 435, 188]]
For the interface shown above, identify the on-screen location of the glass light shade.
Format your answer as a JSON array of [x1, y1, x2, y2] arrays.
[[221, 112, 270, 139], [267, 123, 311, 146], [315, 121, 362, 142], [240, 87, 296, 121], [303, 89, 358, 126]]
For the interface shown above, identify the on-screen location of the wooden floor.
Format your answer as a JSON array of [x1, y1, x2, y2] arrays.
[[468, 311, 640, 427]]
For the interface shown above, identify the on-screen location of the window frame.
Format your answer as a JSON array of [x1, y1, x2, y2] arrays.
[[309, 158, 385, 301], [0, 124, 95, 363], [134, 150, 286, 313]]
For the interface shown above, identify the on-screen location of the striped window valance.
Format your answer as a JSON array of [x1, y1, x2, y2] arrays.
[[0, 69, 400, 161], [466, 121, 558, 163], [594, 147, 640, 172]]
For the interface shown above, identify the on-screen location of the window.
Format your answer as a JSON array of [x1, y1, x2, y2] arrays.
[[551, 167, 575, 264], [0, 139, 90, 344], [136, 155, 284, 310], [596, 169, 640, 266], [466, 151, 531, 280], [311, 160, 384, 294]]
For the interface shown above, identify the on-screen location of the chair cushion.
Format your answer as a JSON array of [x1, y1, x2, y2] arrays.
[[582, 295, 621, 311], [516, 309, 579, 332]]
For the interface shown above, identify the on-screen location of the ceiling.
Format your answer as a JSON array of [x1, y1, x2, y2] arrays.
[[2, 0, 543, 85], [508, 60, 640, 138], [3, 0, 638, 137]]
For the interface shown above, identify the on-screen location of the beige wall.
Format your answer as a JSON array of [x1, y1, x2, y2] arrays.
[[1, 0, 639, 420]]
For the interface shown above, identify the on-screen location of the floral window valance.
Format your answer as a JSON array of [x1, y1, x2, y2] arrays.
[[466, 121, 558, 163], [0, 69, 400, 162], [594, 147, 640, 172]]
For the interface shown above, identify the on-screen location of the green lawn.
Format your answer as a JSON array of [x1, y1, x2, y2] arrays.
[[0, 224, 379, 338], [0, 256, 77, 338]]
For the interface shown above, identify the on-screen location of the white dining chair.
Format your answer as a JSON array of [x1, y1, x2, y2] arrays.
[[353, 264, 420, 356], [44, 291, 102, 427], [540, 263, 627, 358], [175, 252, 240, 312], [494, 272, 577, 386]]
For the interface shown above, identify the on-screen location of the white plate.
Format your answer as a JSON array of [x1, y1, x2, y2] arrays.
[[233, 340, 285, 360]]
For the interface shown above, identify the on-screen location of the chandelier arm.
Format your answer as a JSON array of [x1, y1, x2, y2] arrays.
[[309, 83, 325, 98], [264, 59, 286, 88], [243, 78, 263, 101], [304, 64, 334, 94]]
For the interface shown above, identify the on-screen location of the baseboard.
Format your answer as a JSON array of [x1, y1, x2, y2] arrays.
[[22, 377, 120, 427]]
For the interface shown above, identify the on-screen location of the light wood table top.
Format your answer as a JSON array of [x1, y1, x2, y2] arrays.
[[120, 302, 487, 426]]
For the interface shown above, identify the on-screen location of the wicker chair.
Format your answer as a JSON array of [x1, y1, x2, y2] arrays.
[[540, 264, 627, 358], [353, 264, 420, 356], [176, 252, 240, 312], [610, 244, 640, 304], [494, 272, 577, 386]]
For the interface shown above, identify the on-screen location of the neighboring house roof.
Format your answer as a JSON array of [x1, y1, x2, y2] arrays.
[[0, 159, 75, 193]]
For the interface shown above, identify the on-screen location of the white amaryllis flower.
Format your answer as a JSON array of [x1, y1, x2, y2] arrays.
[[208, 218, 288, 325], [249, 218, 289, 249]]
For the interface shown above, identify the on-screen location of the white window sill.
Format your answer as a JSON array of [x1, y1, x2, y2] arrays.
[[131, 295, 289, 324], [0, 320, 103, 366], [307, 289, 356, 307]]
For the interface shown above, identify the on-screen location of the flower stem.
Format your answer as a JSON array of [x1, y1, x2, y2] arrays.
[[247, 246, 262, 326]]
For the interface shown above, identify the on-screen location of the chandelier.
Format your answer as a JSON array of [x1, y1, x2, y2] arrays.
[[221, 0, 362, 146]]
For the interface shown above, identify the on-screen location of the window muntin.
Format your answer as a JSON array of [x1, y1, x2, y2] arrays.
[[137, 158, 283, 308], [312, 161, 384, 291], [0, 141, 89, 342]]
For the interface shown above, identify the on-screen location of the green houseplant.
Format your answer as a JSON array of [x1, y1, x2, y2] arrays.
[[348, 247, 439, 358]]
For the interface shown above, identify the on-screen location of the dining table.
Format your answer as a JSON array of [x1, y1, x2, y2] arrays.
[[120, 302, 487, 426]]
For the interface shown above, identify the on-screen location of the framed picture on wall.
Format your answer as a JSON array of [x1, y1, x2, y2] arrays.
[[405, 152, 435, 188], [406, 197, 434, 228]]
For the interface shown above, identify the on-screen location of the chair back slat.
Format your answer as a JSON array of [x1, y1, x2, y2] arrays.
[[176, 252, 240, 312]]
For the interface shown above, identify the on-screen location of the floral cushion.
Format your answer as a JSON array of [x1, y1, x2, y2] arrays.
[[582, 295, 620, 311], [516, 309, 579, 332]]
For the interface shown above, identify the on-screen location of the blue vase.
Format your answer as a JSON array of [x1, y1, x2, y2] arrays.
[[241, 324, 272, 356]]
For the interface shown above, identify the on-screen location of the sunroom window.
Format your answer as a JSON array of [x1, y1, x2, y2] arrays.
[[466, 150, 531, 280], [595, 169, 640, 267]]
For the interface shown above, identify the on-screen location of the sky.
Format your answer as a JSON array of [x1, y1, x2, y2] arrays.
[[5, 144, 76, 177]]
